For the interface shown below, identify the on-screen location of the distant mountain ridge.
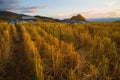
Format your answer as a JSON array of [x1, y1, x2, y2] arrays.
[[0, 11, 87, 23], [62, 14, 87, 24], [71, 14, 87, 22], [0, 11, 61, 22], [0, 11, 119, 22]]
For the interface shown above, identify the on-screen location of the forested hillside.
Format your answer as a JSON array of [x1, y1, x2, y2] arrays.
[[0, 22, 120, 80]]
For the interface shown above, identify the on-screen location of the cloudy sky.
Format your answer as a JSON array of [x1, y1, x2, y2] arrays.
[[0, 0, 120, 19]]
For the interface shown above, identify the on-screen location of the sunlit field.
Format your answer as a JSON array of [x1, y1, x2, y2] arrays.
[[0, 22, 120, 80]]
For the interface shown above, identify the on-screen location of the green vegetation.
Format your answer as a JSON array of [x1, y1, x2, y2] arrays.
[[0, 22, 120, 80]]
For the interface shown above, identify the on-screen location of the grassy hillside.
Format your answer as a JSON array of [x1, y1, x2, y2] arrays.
[[0, 22, 120, 80]]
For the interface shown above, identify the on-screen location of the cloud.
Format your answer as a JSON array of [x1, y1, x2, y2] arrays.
[[10, 6, 48, 13], [81, 9, 120, 19], [23, 6, 47, 13], [0, 0, 21, 11], [53, 9, 120, 19], [0, 0, 47, 13]]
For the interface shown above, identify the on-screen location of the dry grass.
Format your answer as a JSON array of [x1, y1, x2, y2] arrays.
[[0, 22, 120, 80]]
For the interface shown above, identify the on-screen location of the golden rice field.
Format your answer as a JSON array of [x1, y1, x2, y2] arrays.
[[0, 22, 120, 80]]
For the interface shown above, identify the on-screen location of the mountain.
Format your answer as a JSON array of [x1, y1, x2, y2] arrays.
[[70, 14, 87, 22], [88, 18, 120, 22], [0, 11, 61, 22], [62, 14, 87, 24]]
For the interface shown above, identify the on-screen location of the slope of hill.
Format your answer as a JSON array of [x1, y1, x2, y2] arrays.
[[0, 11, 61, 22], [35, 16, 61, 22], [0, 11, 24, 21]]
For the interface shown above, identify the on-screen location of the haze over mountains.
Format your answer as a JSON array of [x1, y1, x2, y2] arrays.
[[88, 18, 120, 22], [0, 11, 119, 22]]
